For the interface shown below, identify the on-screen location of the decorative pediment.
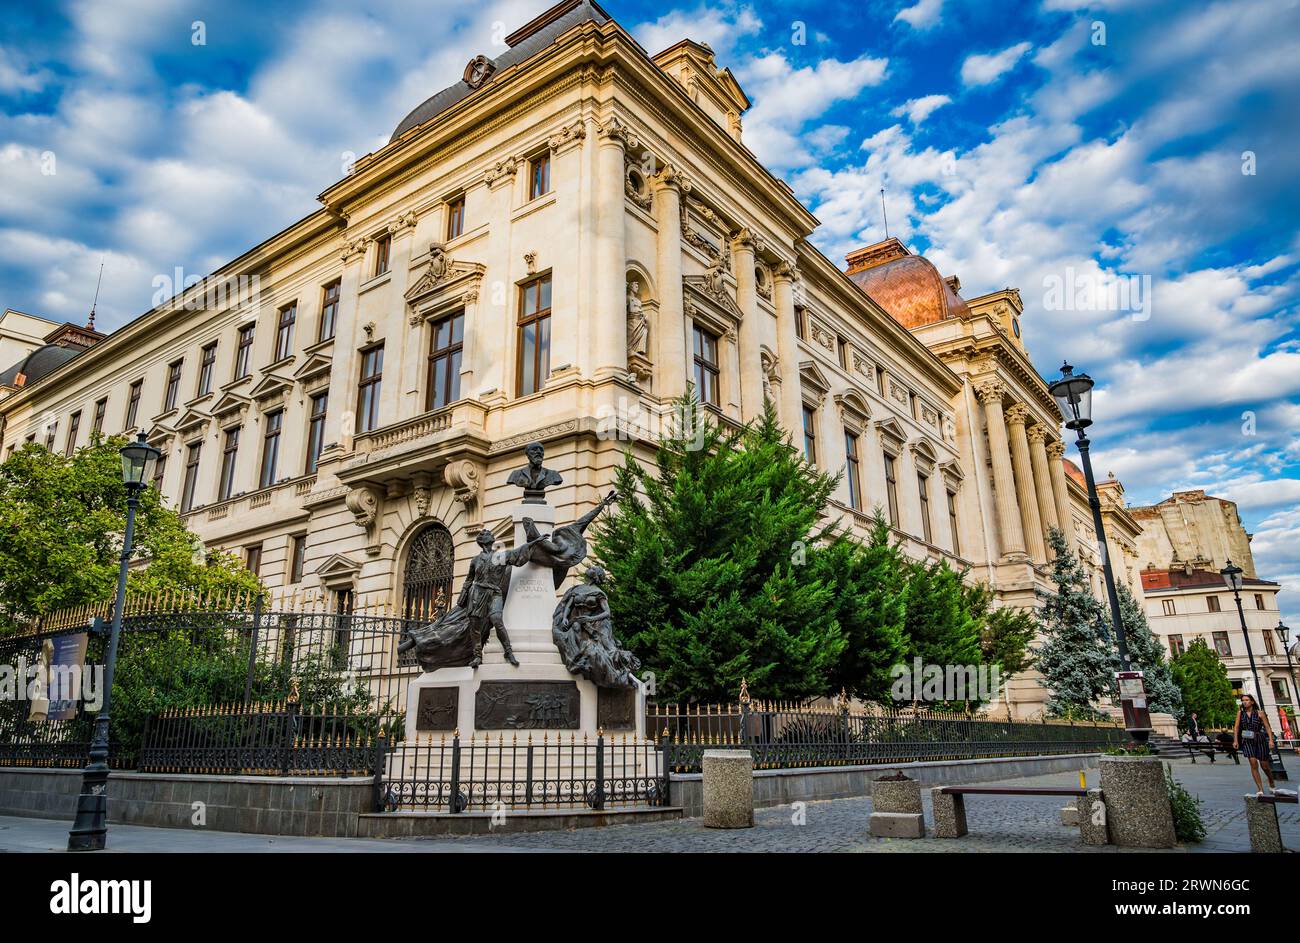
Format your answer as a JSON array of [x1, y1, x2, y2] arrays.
[[909, 438, 939, 475], [875, 417, 907, 450], [834, 388, 872, 429], [146, 426, 176, 453], [210, 390, 250, 421], [316, 553, 361, 590], [174, 408, 211, 436], [292, 349, 333, 384], [798, 360, 833, 399], [938, 459, 965, 490], [405, 243, 486, 311], [250, 372, 294, 406], [683, 274, 744, 327]]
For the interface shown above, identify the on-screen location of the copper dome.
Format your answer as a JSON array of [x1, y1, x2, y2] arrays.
[[845, 238, 970, 329]]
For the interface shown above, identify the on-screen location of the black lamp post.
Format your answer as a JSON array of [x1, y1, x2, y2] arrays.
[[1278, 621, 1298, 746], [68, 431, 159, 851], [1221, 560, 1287, 778]]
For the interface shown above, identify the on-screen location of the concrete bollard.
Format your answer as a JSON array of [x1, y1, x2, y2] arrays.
[[702, 750, 754, 829], [1098, 757, 1175, 848], [1244, 796, 1284, 853], [930, 790, 967, 838]]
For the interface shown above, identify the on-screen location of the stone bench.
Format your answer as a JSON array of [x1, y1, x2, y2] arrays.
[[1245, 792, 1297, 853], [931, 785, 1090, 840]]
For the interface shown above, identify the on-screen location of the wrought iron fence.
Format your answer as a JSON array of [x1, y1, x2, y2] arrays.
[[381, 733, 665, 812]]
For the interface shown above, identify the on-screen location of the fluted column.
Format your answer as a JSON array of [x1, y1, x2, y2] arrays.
[[772, 261, 804, 437], [730, 228, 764, 422], [975, 378, 1026, 561], [1006, 404, 1046, 563], [652, 165, 687, 401], [594, 118, 631, 379], [1027, 424, 1061, 555], [1047, 439, 1073, 545]]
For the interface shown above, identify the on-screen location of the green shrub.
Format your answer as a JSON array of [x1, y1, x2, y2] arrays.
[[1165, 763, 1206, 843]]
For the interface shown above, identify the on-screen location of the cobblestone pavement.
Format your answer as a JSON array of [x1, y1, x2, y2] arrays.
[[0, 757, 1294, 852]]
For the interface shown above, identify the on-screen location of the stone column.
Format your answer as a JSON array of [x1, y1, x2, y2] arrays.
[[1047, 439, 1073, 544], [1005, 404, 1046, 564], [772, 261, 805, 437], [1027, 424, 1061, 553], [730, 228, 764, 422], [594, 119, 631, 379], [324, 239, 367, 450], [974, 378, 1026, 561], [652, 165, 687, 401]]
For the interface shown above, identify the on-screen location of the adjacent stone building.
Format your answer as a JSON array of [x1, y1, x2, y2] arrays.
[[0, 0, 1145, 719]]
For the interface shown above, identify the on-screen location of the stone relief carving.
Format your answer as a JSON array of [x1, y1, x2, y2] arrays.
[[548, 121, 586, 151], [483, 156, 518, 186], [443, 458, 483, 512], [597, 115, 640, 151], [974, 377, 1005, 405], [345, 485, 382, 549]]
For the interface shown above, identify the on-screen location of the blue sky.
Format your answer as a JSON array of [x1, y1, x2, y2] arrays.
[[2, 0, 1298, 619]]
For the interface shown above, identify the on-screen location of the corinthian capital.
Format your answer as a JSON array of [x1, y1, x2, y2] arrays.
[[651, 163, 689, 193], [1004, 403, 1030, 426], [597, 115, 640, 151], [1046, 439, 1066, 460], [974, 378, 1004, 405], [1026, 423, 1049, 444]]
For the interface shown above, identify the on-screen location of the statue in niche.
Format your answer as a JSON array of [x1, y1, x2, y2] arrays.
[[506, 441, 563, 504], [627, 280, 648, 358], [552, 566, 641, 689]]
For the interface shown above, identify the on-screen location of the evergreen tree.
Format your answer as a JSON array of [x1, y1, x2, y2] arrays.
[[900, 556, 984, 705], [1036, 528, 1119, 718], [592, 397, 850, 701], [1171, 639, 1238, 729], [963, 581, 1037, 679], [1116, 582, 1182, 717]]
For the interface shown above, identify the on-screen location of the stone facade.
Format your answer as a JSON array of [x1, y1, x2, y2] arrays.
[[0, 0, 1147, 721]]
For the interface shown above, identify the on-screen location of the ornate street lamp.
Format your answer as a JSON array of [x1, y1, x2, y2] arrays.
[[68, 431, 160, 851], [1048, 364, 1147, 738], [1220, 560, 1287, 778], [1278, 621, 1298, 746]]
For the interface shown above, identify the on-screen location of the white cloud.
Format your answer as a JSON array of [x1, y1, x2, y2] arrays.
[[891, 94, 951, 125], [960, 41, 1033, 87], [893, 0, 944, 30], [633, 3, 763, 58]]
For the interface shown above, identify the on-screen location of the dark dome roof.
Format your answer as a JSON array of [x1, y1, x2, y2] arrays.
[[0, 344, 81, 389], [390, 1, 609, 142]]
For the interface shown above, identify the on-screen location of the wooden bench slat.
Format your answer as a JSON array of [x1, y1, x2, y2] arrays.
[[1257, 793, 1299, 805], [937, 786, 1088, 797]]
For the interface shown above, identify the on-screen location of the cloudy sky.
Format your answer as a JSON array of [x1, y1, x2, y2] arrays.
[[2, 0, 1298, 619]]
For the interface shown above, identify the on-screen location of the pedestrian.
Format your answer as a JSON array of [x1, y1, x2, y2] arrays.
[[1233, 694, 1277, 796], [1186, 711, 1202, 740]]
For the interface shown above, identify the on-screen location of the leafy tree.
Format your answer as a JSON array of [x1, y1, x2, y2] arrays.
[[0, 437, 260, 631], [593, 398, 861, 701], [1116, 582, 1182, 717], [1171, 639, 1238, 729], [963, 581, 1037, 679], [1036, 528, 1119, 719]]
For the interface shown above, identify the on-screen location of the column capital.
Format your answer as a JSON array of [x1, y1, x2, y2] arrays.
[[1026, 423, 1049, 444], [547, 121, 586, 153], [651, 163, 690, 194], [597, 115, 640, 150], [483, 156, 518, 188], [730, 227, 757, 254], [773, 259, 798, 283], [974, 377, 1004, 405], [1046, 439, 1066, 460], [1004, 403, 1031, 427]]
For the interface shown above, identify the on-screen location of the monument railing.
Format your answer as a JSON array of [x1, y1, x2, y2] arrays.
[[380, 732, 666, 812]]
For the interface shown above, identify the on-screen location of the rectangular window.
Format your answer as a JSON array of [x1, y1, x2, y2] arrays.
[[1169, 634, 1186, 658], [1273, 678, 1292, 705], [1207, 595, 1221, 613], [274, 303, 296, 362], [446, 195, 465, 240], [801, 405, 817, 464], [305, 392, 328, 475], [235, 325, 255, 379], [1264, 630, 1277, 656], [516, 275, 552, 397], [356, 345, 384, 433], [44, 421, 57, 451], [836, 336, 849, 370], [260, 409, 283, 488], [64, 412, 81, 457], [794, 310, 805, 341], [164, 360, 183, 411], [528, 152, 551, 200], [947, 490, 960, 555], [245, 544, 262, 578], [917, 473, 933, 543], [290, 534, 307, 584], [152, 450, 167, 490], [1161, 598, 1176, 616], [198, 342, 217, 396], [1213, 631, 1232, 657], [181, 441, 203, 513], [92, 398, 107, 435], [1255, 593, 1266, 611], [426, 311, 464, 411], [845, 431, 862, 511], [125, 380, 143, 430], [692, 324, 720, 407], [218, 427, 240, 501], [373, 233, 391, 278], [318, 281, 340, 342], [883, 453, 900, 526]]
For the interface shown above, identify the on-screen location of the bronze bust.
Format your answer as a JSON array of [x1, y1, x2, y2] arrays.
[[507, 441, 563, 503]]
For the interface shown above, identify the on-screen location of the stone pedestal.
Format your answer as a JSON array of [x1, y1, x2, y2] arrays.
[[1078, 790, 1109, 845], [931, 790, 967, 838], [1098, 757, 1175, 848], [702, 750, 753, 828], [869, 812, 925, 838], [1244, 796, 1284, 853]]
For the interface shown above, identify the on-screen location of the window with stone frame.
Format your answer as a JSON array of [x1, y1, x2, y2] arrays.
[[845, 430, 863, 511], [426, 310, 464, 411], [692, 324, 720, 408], [274, 302, 296, 362], [356, 344, 384, 433], [516, 275, 551, 397], [883, 451, 900, 527]]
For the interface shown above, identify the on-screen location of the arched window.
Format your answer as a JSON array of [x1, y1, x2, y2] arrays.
[[403, 524, 455, 620]]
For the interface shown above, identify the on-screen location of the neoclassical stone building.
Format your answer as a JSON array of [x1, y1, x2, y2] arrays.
[[0, 0, 1143, 717]]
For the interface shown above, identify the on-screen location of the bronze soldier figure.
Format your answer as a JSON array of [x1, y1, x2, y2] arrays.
[[460, 529, 532, 667]]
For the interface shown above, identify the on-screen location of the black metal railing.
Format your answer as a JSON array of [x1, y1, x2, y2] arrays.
[[381, 734, 665, 812]]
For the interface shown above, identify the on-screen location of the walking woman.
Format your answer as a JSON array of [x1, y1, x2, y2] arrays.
[[1233, 694, 1277, 796]]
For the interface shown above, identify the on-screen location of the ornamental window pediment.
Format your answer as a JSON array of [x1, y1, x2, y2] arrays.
[[404, 243, 485, 318]]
